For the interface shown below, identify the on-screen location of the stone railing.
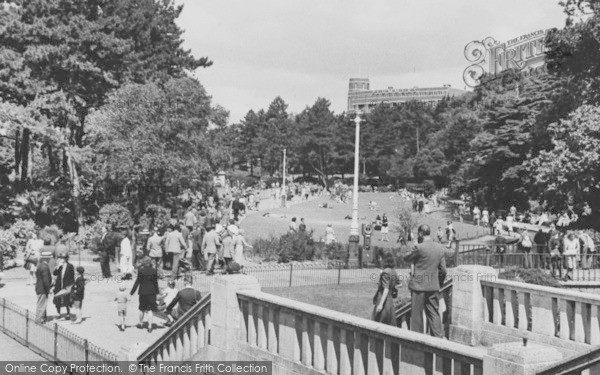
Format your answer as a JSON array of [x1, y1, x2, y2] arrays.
[[236, 289, 483, 375], [480, 278, 600, 354], [396, 280, 453, 337], [136, 293, 211, 364]]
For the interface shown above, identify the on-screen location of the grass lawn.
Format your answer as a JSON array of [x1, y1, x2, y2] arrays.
[[265, 283, 411, 320], [240, 192, 489, 250]]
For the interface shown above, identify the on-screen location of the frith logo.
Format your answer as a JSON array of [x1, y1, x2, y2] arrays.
[[463, 29, 550, 87]]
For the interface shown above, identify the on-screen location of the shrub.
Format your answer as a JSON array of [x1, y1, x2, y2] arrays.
[[279, 231, 316, 263], [262, 176, 281, 188], [315, 242, 347, 261], [98, 204, 133, 230], [499, 269, 562, 288], [250, 235, 281, 262]]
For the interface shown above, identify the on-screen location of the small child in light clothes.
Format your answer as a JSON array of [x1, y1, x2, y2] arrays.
[[159, 281, 179, 325], [436, 227, 444, 243], [115, 286, 129, 331]]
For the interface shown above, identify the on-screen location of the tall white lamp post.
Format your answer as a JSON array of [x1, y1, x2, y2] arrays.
[[348, 112, 362, 266], [281, 148, 287, 207]]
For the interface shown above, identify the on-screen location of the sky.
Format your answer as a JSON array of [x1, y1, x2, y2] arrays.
[[176, 0, 567, 124]]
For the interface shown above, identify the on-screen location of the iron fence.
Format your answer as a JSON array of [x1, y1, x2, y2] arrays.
[[0, 297, 119, 369]]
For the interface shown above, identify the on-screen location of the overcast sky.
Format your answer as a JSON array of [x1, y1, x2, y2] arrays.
[[176, 0, 567, 123]]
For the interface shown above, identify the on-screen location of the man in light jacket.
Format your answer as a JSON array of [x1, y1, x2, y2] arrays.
[[164, 224, 187, 280], [202, 225, 221, 276]]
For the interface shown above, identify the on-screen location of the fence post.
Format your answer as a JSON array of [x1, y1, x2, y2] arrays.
[[53, 323, 58, 361], [289, 264, 293, 287], [337, 262, 342, 285], [485, 248, 491, 267], [2, 298, 5, 330], [25, 310, 29, 345], [84, 339, 89, 373]]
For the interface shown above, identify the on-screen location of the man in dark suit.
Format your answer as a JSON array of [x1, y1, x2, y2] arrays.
[[165, 275, 202, 323], [98, 226, 114, 278], [404, 224, 447, 338], [53, 253, 75, 320], [130, 257, 159, 333], [35, 250, 53, 323]]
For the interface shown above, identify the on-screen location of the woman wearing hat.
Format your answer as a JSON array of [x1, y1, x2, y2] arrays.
[[53, 253, 75, 320], [130, 257, 159, 333], [119, 229, 134, 280]]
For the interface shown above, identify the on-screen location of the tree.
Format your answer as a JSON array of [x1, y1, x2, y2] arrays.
[[85, 77, 214, 218], [525, 105, 600, 213], [0, 0, 210, 230]]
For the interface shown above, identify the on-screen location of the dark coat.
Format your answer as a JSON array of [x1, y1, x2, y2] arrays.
[[35, 261, 52, 295], [166, 287, 202, 315], [99, 232, 118, 257], [130, 266, 159, 296], [71, 276, 85, 301], [404, 239, 447, 292], [53, 262, 75, 293]]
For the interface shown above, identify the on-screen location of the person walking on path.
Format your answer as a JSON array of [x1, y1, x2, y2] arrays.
[[115, 286, 129, 331], [119, 229, 134, 280], [190, 225, 205, 271], [98, 226, 114, 278], [25, 232, 43, 285], [221, 230, 234, 270], [146, 227, 164, 273], [184, 206, 197, 233], [233, 229, 252, 267], [202, 225, 221, 276], [372, 252, 399, 326], [380, 214, 390, 242], [563, 232, 580, 281], [404, 224, 447, 338], [35, 251, 53, 323], [53, 254, 75, 321], [164, 224, 188, 280], [70, 266, 85, 324], [130, 258, 159, 333]]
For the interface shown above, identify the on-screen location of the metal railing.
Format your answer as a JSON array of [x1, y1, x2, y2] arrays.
[[137, 293, 211, 364], [0, 297, 119, 368]]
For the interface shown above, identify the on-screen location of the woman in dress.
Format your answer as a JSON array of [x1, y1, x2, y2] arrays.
[[119, 229, 134, 280], [325, 224, 336, 245], [130, 257, 159, 333], [25, 232, 43, 285], [372, 252, 399, 326], [233, 229, 252, 267]]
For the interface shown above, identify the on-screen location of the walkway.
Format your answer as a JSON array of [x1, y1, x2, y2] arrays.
[[0, 331, 46, 361]]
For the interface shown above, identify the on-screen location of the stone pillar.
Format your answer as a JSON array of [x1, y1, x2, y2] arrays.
[[210, 275, 261, 353], [483, 342, 562, 375], [449, 265, 498, 346]]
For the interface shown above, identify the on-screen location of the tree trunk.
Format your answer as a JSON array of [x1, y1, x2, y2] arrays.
[[20, 127, 30, 183], [14, 128, 20, 181], [47, 144, 57, 175], [65, 147, 85, 234]]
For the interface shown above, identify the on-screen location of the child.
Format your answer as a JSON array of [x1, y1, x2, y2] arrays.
[[70, 266, 85, 324], [436, 227, 444, 243], [115, 285, 129, 331], [158, 281, 178, 326]]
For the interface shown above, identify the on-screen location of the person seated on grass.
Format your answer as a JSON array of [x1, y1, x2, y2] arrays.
[[164, 276, 202, 326]]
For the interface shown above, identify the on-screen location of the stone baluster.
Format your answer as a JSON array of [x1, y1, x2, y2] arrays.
[[574, 302, 585, 343], [278, 309, 300, 362], [353, 331, 366, 375], [383, 340, 399, 375], [367, 336, 380, 374], [558, 299, 570, 340], [517, 292, 529, 331], [313, 321, 325, 371], [197, 313, 205, 349], [492, 287, 502, 325], [190, 322, 198, 354], [591, 305, 600, 345], [339, 329, 352, 375], [505, 289, 515, 329], [301, 317, 312, 367], [183, 328, 191, 359], [326, 324, 338, 374], [248, 302, 257, 346], [268, 308, 278, 354], [257, 305, 267, 350]]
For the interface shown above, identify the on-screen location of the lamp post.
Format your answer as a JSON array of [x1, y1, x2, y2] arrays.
[[348, 112, 362, 265], [281, 148, 287, 208]]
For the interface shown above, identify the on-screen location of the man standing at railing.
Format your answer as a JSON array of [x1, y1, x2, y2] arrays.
[[35, 251, 53, 323], [404, 224, 447, 338]]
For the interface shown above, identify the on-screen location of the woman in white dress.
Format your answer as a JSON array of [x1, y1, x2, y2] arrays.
[[119, 229, 134, 280], [25, 232, 44, 285], [233, 229, 252, 267], [325, 224, 336, 245]]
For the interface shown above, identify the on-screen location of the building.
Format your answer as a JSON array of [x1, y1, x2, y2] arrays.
[[347, 78, 468, 113]]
